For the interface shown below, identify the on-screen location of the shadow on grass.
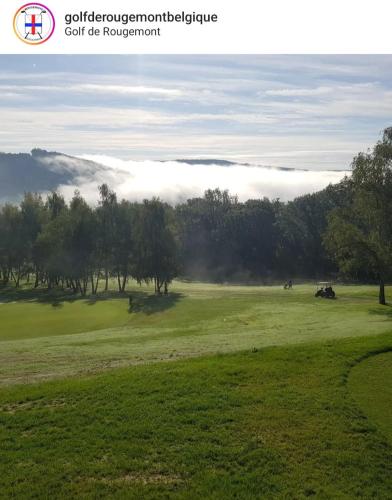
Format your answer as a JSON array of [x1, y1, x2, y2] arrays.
[[128, 292, 183, 316], [0, 284, 184, 315], [0, 285, 134, 306], [0, 285, 79, 306], [368, 304, 392, 318]]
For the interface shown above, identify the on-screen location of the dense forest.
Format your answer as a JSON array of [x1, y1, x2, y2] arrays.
[[1, 128, 391, 300], [0, 180, 350, 293]]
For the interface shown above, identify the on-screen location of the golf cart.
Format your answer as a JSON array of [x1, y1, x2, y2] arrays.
[[315, 281, 336, 299]]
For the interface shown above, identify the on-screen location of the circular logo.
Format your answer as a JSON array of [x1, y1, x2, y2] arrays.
[[14, 3, 55, 45]]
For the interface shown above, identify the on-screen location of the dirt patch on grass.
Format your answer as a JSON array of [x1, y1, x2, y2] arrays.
[[0, 398, 68, 413], [85, 472, 183, 486]]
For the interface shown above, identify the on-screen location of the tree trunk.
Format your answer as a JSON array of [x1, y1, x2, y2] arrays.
[[121, 275, 127, 293], [90, 274, 96, 295], [69, 279, 77, 294], [379, 278, 386, 305], [94, 275, 99, 294], [156, 277, 162, 295], [15, 267, 21, 288], [1, 268, 10, 285]]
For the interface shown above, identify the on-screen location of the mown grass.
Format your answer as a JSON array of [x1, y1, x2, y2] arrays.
[[349, 351, 392, 442], [0, 334, 391, 499], [0, 283, 391, 385], [0, 282, 391, 498], [0, 281, 387, 342]]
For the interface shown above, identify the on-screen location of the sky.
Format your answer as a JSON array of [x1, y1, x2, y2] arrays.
[[1, 55, 392, 168], [1, 55, 391, 201]]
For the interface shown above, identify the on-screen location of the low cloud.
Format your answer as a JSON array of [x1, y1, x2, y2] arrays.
[[56, 155, 348, 205], [265, 86, 333, 97]]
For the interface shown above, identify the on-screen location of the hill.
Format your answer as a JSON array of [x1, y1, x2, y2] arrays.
[[0, 149, 106, 202]]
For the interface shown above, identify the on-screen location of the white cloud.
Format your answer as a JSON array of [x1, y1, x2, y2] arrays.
[[55, 155, 348, 205], [71, 83, 183, 97], [265, 86, 333, 97]]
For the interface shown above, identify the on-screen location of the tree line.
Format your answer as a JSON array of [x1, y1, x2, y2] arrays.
[[1, 127, 391, 303], [0, 185, 178, 295]]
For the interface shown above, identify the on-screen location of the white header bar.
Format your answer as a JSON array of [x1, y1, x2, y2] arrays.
[[2, 0, 392, 54]]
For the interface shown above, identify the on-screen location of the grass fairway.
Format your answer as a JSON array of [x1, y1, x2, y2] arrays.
[[0, 283, 391, 385], [349, 351, 392, 442], [0, 282, 391, 498]]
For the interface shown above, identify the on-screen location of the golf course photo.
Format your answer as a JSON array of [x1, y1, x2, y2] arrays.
[[1, 55, 392, 498]]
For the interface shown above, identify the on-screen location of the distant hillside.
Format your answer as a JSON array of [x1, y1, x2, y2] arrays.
[[0, 149, 105, 202], [173, 158, 310, 171], [173, 159, 243, 167], [0, 150, 346, 204]]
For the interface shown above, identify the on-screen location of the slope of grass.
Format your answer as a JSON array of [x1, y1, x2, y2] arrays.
[[1, 283, 391, 498], [348, 351, 392, 442], [0, 298, 128, 341], [0, 282, 386, 341], [0, 334, 391, 499], [0, 283, 391, 385]]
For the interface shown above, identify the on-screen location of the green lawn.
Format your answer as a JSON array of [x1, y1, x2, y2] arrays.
[[0, 282, 391, 498], [349, 351, 392, 442], [0, 283, 391, 385]]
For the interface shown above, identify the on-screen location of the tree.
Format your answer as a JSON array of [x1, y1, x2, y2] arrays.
[[276, 183, 348, 279], [325, 128, 392, 304], [0, 204, 26, 286], [66, 191, 97, 295], [112, 200, 135, 293], [175, 189, 238, 280], [96, 184, 117, 291], [134, 199, 179, 294], [226, 198, 278, 280], [20, 193, 47, 287]]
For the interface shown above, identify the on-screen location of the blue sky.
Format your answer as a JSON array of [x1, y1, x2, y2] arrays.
[[1, 55, 391, 170]]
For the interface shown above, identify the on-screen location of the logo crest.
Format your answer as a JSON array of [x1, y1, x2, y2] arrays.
[[14, 3, 55, 45]]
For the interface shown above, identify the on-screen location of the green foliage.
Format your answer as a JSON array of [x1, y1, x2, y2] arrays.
[[276, 182, 349, 277], [325, 127, 392, 303], [0, 187, 179, 295], [175, 186, 347, 282], [134, 199, 179, 293]]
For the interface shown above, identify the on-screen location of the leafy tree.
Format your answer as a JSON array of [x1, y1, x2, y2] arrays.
[[96, 184, 117, 291], [20, 193, 47, 287], [325, 128, 392, 304], [0, 204, 26, 286], [226, 198, 278, 280], [112, 200, 135, 293], [46, 191, 66, 219], [276, 182, 348, 279], [66, 191, 97, 295], [134, 199, 179, 294], [175, 189, 238, 280]]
